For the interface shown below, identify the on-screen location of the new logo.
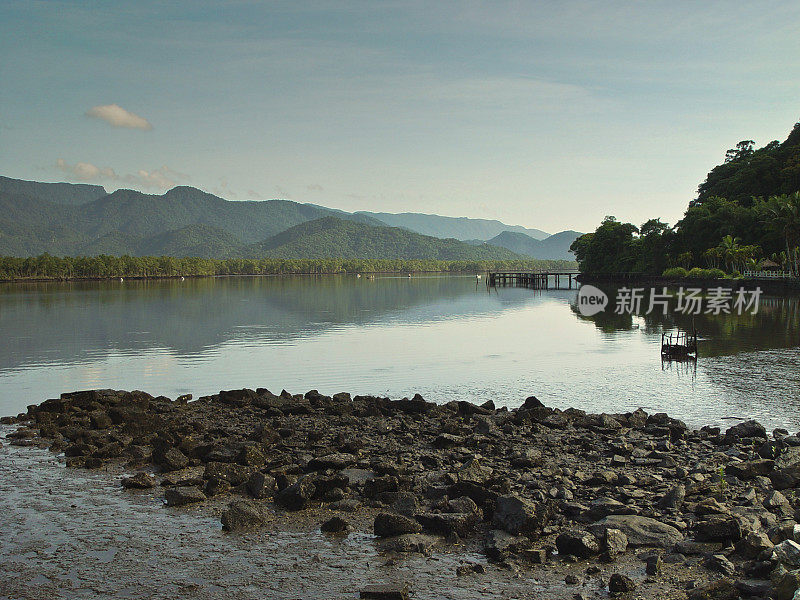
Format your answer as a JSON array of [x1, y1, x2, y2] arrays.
[[577, 285, 609, 316]]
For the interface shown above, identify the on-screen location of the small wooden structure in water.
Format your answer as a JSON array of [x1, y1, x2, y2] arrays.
[[661, 329, 698, 360], [486, 271, 579, 290]]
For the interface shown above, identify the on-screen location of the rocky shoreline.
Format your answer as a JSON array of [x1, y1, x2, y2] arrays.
[[4, 388, 800, 599]]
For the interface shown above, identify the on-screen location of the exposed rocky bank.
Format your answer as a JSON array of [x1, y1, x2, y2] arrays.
[[5, 388, 800, 600]]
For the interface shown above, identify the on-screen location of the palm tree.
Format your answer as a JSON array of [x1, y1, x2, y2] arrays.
[[760, 193, 800, 276]]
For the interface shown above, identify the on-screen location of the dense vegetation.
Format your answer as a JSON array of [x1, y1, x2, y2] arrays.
[[355, 211, 549, 241], [571, 121, 800, 277], [0, 254, 576, 281]]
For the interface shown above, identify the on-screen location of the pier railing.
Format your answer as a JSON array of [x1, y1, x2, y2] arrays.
[[486, 270, 580, 290]]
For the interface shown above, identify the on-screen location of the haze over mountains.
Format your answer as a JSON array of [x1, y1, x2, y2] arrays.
[[0, 176, 580, 261]]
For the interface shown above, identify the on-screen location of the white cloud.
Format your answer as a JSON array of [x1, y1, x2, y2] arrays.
[[85, 104, 153, 130], [56, 159, 184, 190]]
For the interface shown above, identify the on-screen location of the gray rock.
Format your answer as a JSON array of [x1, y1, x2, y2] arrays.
[[308, 452, 357, 471], [588, 515, 683, 548], [321, 516, 351, 533], [556, 529, 600, 558], [658, 484, 686, 510], [604, 528, 629, 557], [164, 486, 206, 506], [695, 516, 744, 543], [377, 533, 439, 553], [247, 471, 276, 499], [725, 420, 767, 441], [774, 540, 800, 569], [275, 478, 316, 511], [374, 512, 422, 537], [705, 554, 736, 576], [483, 529, 531, 560], [221, 500, 267, 531], [687, 578, 738, 600], [608, 573, 636, 595], [121, 472, 156, 489], [159, 447, 189, 472], [493, 494, 554, 537]]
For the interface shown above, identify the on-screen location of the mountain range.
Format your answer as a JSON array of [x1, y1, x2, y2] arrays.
[[0, 176, 580, 261]]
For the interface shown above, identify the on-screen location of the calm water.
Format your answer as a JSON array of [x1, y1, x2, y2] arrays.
[[1, 275, 799, 431]]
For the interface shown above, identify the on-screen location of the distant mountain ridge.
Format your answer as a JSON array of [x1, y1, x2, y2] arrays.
[[0, 175, 106, 206], [0, 175, 576, 261], [486, 230, 582, 261], [357, 211, 549, 241]]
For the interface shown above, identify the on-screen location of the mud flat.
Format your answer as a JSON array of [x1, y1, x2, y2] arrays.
[[3, 388, 800, 599]]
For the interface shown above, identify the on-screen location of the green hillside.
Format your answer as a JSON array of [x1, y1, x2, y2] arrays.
[[0, 175, 106, 206], [251, 216, 526, 260]]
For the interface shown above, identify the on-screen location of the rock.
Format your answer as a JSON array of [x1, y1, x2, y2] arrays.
[[374, 512, 422, 537], [164, 486, 206, 506], [656, 484, 685, 511], [321, 516, 351, 533], [608, 573, 636, 595], [588, 515, 682, 548], [89, 410, 112, 429], [706, 554, 736, 576], [247, 472, 276, 499], [121, 472, 156, 489], [736, 531, 774, 559], [695, 516, 744, 543], [416, 512, 476, 537], [725, 420, 767, 441], [687, 578, 738, 600], [604, 528, 629, 557], [483, 529, 531, 560], [391, 492, 420, 517], [364, 476, 398, 498], [203, 461, 252, 486], [308, 452, 357, 471], [432, 433, 463, 449], [766, 491, 793, 514], [725, 459, 774, 480], [378, 533, 439, 553], [493, 495, 554, 537], [159, 447, 190, 472], [221, 500, 267, 531], [275, 479, 316, 511], [556, 529, 600, 558], [646, 554, 662, 575], [774, 540, 800, 569], [360, 583, 410, 599], [772, 567, 800, 600], [204, 476, 231, 497]]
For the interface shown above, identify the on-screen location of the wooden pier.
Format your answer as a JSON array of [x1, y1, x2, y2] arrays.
[[486, 270, 579, 290]]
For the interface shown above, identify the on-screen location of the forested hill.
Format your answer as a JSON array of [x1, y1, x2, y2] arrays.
[[250, 216, 526, 260], [0, 175, 106, 206], [570, 119, 800, 276], [695, 121, 800, 207], [0, 175, 573, 261]]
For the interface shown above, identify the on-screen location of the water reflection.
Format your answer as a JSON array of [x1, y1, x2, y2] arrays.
[[1, 276, 798, 432]]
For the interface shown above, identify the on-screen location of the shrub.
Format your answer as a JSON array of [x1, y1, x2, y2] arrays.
[[662, 267, 688, 278], [687, 267, 726, 279]]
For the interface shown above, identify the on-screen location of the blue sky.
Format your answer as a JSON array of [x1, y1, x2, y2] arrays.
[[1, 1, 799, 233]]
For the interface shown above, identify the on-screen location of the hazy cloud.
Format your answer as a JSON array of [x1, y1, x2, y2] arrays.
[[306, 184, 324, 192], [85, 104, 153, 130], [56, 159, 184, 190]]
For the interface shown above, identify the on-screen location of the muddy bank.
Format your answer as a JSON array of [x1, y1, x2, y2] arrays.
[[4, 388, 800, 599]]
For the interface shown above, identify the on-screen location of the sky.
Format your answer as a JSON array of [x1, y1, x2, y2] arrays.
[[1, 1, 799, 234]]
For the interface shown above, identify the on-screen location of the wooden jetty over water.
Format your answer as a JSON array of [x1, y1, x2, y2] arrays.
[[486, 270, 580, 290]]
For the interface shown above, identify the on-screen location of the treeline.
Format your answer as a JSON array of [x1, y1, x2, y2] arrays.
[[0, 254, 576, 281], [571, 121, 800, 276]]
